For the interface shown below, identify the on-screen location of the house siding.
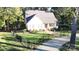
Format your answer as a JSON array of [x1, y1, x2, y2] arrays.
[[26, 16, 45, 31], [25, 10, 58, 31]]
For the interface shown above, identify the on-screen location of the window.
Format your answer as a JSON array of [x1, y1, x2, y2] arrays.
[[49, 23, 54, 26]]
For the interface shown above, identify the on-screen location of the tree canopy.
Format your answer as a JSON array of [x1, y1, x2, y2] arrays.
[[0, 7, 24, 31]]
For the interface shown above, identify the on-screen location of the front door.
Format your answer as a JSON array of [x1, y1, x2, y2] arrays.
[[45, 24, 48, 28]]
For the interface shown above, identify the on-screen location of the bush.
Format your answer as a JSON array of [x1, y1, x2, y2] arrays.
[[15, 35, 22, 42]]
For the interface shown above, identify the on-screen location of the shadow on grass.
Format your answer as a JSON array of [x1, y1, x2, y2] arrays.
[[7, 48, 22, 51], [0, 46, 22, 51], [1, 36, 15, 41], [0, 42, 31, 51]]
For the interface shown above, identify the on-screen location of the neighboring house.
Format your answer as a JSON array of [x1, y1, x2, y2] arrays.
[[25, 10, 58, 31]]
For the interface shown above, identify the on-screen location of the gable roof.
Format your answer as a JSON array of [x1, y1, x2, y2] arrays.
[[25, 10, 57, 24], [26, 14, 35, 23]]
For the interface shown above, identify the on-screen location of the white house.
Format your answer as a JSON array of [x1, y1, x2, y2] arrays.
[[25, 10, 58, 31]]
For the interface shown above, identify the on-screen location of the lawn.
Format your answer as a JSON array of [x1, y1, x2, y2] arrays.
[[59, 31, 70, 37], [0, 32, 54, 51]]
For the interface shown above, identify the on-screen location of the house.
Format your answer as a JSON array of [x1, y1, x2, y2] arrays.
[[25, 10, 58, 31]]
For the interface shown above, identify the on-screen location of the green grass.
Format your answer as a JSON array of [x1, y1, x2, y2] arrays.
[[0, 32, 53, 51], [59, 31, 70, 37], [17, 32, 52, 42], [0, 33, 29, 51]]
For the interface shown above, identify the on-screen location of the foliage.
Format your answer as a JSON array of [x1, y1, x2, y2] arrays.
[[15, 34, 22, 42], [0, 7, 24, 31], [0, 20, 4, 29], [52, 7, 76, 31]]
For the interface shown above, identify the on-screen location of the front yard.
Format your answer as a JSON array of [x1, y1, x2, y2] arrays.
[[0, 31, 76, 51], [0, 32, 54, 51]]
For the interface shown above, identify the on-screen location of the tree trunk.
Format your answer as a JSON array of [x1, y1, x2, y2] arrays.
[[70, 14, 77, 49], [5, 20, 10, 32]]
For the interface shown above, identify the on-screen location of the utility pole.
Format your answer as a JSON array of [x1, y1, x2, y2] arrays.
[[70, 8, 78, 49]]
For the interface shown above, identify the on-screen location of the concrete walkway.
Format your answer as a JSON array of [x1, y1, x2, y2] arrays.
[[35, 36, 70, 51]]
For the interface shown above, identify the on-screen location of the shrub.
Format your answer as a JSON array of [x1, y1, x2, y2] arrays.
[[15, 35, 22, 42]]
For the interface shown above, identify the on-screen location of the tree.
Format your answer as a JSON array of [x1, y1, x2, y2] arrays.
[[52, 7, 75, 31], [52, 7, 78, 48], [0, 20, 4, 29], [0, 7, 24, 31], [70, 8, 78, 48]]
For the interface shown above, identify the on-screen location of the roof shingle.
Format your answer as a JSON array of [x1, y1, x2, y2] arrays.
[[26, 10, 57, 24]]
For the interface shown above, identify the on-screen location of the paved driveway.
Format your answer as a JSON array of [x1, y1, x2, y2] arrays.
[[35, 36, 70, 51]]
